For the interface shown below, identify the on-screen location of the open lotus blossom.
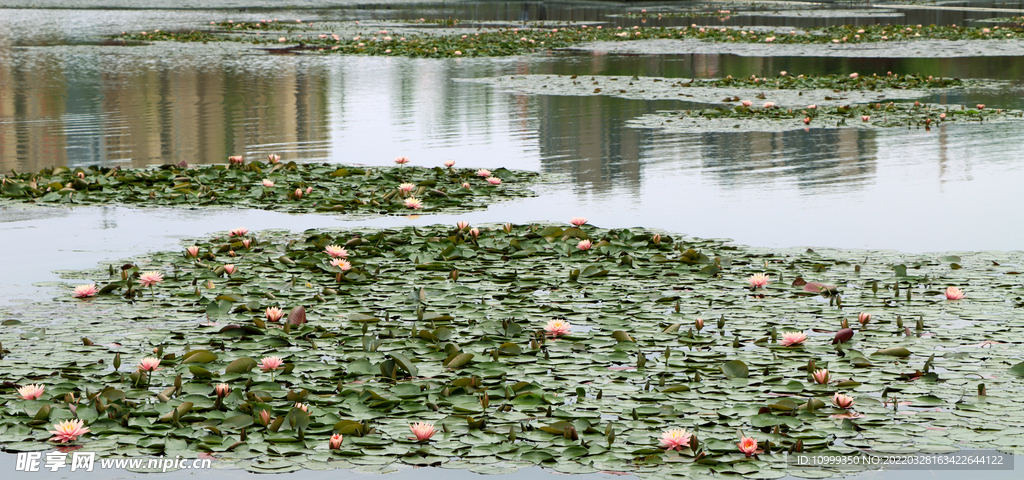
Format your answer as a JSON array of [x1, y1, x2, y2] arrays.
[[486, 176, 502, 185], [398, 183, 415, 193], [544, 319, 571, 337], [258, 409, 271, 426], [228, 155, 244, 165], [259, 356, 284, 372], [139, 271, 164, 287], [265, 306, 285, 322], [763, 101, 775, 108], [324, 245, 348, 258], [137, 357, 162, 372], [404, 197, 422, 209], [812, 368, 830, 384], [570, 217, 587, 227], [72, 284, 98, 298], [294, 402, 308, 412], [831, 392, 855, 409], [457, 221, 469, 230], [185, 246, 200, 258], [331, 258, 352, 271], [808, 104, 817, 109], [394, 156, 410, 165], [261, 179, 275, 187], [267, 154, 280, 163], [738, 436, 758, 456], [444, 160, 455, 167], [741, 100, 753, 107], [577, 239, 593, 251], [779, 332, 807, 346], [940, 113, 946, 119], [475, 168, 491, 177], [659, 428, 693, 451], [945, 286, 965, 300], [214, 383, 230, 398], [410, 422, 437, 441], [49, 419, 90, 443], [747, 273, 771, 288], [223, 264, 237, 275], [18, 384, 45, 400], [858, 312, 871, 326], [228, 227, 249, 237], [329, 433, 344, 449]]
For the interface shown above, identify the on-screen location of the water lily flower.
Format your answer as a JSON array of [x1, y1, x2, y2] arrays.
[[139, 271, 164, 288], [265, 306, 285, 323], [331, 258, 352, 271], [779, 332, 807, 346], [940, 113, 946, 119], [831, 392, 855, 409], [747, 273, 771, 288], [808, 104, 817, 109], [741, 100, 752, 107], [503, 223, 513, 233], [185, 246, 200, 258], [410, 422, 437, 441], [652, 234, 661, 244], [858, 312, 871, 326], [444, 160, 455, 167], [294, 402, 308, 412], [763, 102, 775, 108], [456, 221, 469, 230], [803, 117, 811, 125], [137, 357, 163, 372], [577, 239, 593, 251], [394, 156, 410, 165], [305, 186, 313, 195], [228, 155, 243, 165], [293, 188, 303, 199], [570, 217, 587, 227], [659, 428, 693, 451], [476, 168, 492, 177], [262, 179, 275, 187], [258, 409, 271, 426], [862, 115, 870, 122], [469, 228, 480, 239], [544, 319, 571, 337], [812, 368, 830, 384], [404, 197, 422, 209], [223, 264, 236, 275], [18, 384, 45, 400], [398, 183, 415, 194], [695, 318, 704, 331], [49, 419, 90, 443], [849, 72, 859, 79], [324, 245, 348, 258], [267, 154, 280, 163], [738, 436, 757, 456], [242, 239, 252, 249], [945, 286, 965, 300], [73, 284, 99, 298], [214, 383, 230, 398], [228, 227, 249, 237], [259, 356, 284, 372], [329, 433, 343, 449], [461, 182, 471, 189], [486, 176, 502, 185]]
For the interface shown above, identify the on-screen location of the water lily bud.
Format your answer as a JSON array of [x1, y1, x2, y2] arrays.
[[652, 234, 661, 244]]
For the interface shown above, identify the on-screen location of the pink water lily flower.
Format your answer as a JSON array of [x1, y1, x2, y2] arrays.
[[444, 160, 455, 167], [18, 384, 45, 400], [812, 368, 830, 384], [265, 306, 285, 323], [831, 392, 855, 409], [410, 422, 437, 441], [570, 217, 587, 227], [267, 154, 280, 163], [858, 312, 871, 326], [577, 239, 593, 251], [747, 273, 771, 288], [228, 227, 249, 237], [324, 245, 348, 258], [258, 409, 271, 426], [456, 221, 469, 230], [544, 319, 571, 337], [137, 357, 162, 372], [331, 258, 352, 271], [73, 284, 99, 298], [461, 182, 471, 189], [139, 271, 164, 287], [262, 179, 275, 187], [763, 102, 775, 108], [945, 286, 965, 300], [861, 115, 870, 122], [741, 100, 752, 107], [185, 246, 200, 258], [486, 177, 502, 185], [329, 433, 344, 449], [49, 419, 90, 443], [398, 183, 415, 193], [849, 72, 859, 79], [659, 428, 693, 451], [293, 188, 303, 199], [228, 155, 244, 165], [469, 228, 480, 239], [779, 332, 807, 346], [223, 264, 236, 275], [738, 436, 758, 456], [476, 168, 491, 177], [404, 197, 422, 209], [214, 383, 230, 398], [259, 356, 284, 372], [294, 402, 308, 412], [394, 156, 410, 165]]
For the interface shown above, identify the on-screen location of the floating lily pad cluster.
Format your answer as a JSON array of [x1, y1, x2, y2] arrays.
[[2, 224, 1023, 476], [0, 162, 537, 217], [111, 22, 1024, 58]]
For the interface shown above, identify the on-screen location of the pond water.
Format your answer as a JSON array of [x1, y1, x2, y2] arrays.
[[1, 1, 1023, 477]]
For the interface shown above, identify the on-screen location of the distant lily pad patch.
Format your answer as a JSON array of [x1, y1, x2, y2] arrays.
[[0, 162, 538, 216], [2, 224, 1023, 475]]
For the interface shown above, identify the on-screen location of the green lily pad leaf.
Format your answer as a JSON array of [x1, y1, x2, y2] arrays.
[[1008, 361, 1024, 377], [390, 352, 418, 377], [722, 360, 749, 378], [182, 350, 219, 364], [225, 357, 257, 374], [751, 414, 801, 428], [872, 347, 911, 357]]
